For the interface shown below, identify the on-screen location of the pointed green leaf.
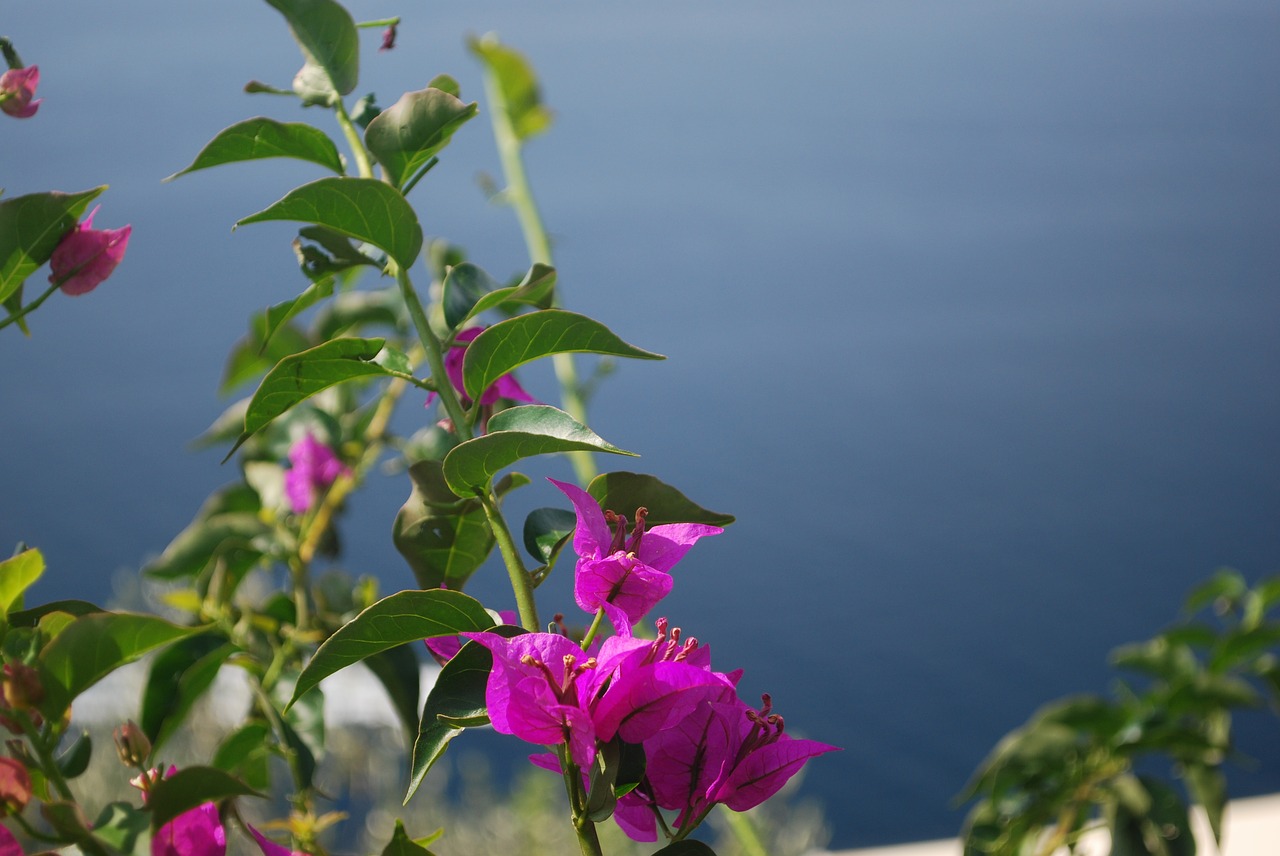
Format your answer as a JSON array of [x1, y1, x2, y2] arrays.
[[393, 461, 495, 590], [406, 626, 523, 803], [523, 507, 575, 565], [38, 614, 202, 716], [364, 643, 422, 744], [365, 87, 479, 188], [381, 820, 438, 856], [147, 766, 263, 831], [462, 310, 662, 404], [165, 118, 343, 180], [443, 405, 637, 496], [464, 263, 557, 322], [314, 286, 406, 340], [1182, 763, 1225, 846], [142, 513, 275, 580], [260, 278, 335, 354], [651, 843, 718, 856], [211, 721, 273, 791], [0, 187, 105, 303], [265, 0, 358, 103], [442, 262, 501, 331], [0, 548, 44, 618], [55, 731, 93, 779], [587, 472, 735, 527], [469, 35, 553, 141], [141, 635, 236, 753], [91, 802, 150, 856], [288, 589, 494, 709], [8, 599, 102, 628], [221, 319, 311, 395], [237, 177, 423, 269], [228, 337, 389, 458]]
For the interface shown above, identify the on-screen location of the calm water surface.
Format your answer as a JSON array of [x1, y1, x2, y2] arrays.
[[3, 1, 1279, 847]]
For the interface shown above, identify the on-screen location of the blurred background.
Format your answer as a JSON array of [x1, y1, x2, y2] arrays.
[[3, 1, 1279, 849]]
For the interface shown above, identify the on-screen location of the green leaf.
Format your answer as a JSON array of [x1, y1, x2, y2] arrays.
[[1184, 568, 1247, 614], [365, 87, 479, 189], [140, 635, 235, 753], [55, 731, 93, 779], [7, 599, 102, 628], [221, 319, 312, 395], [448, 406, 637, 493], [587, 472, 736, 528], [0, 187, 105, 303], [142, 513, 275, 580], [1181, 763, 1225, 846], [0, 548, 44, 618], [314, 287, 406, 340], [442, 262, 501, 331], [462, 310, 662, 404], [1109, 776, 1195, 856], [463, 263, 558, 322], [381, 820, 438, 856], [265, 0, 359, 103], [288, 589, 494, 709], [469, 35, 553, 141], [41, 802, 107, 856], [211, 721, 273, 791], [443, 405, 637, 496], [293, 225, 381, 282], [428, 74, 461, 98], [406, 626, 523, 803], [165, 118, 344, 180], [228, 336, 390, 459], [393, 461, 495, 590], [523, 507, 575, 565], [91, 802, 150, 856], [364, 643, 422, 745], [260, 278, 334, 352], [237, 177, 423, 269], [147, 766, 263, 831], [38, 614, 202, 717]]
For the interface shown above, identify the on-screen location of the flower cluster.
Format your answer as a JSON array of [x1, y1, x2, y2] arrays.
[[283, 433, 349, 514], [461, 481, 839, 843]]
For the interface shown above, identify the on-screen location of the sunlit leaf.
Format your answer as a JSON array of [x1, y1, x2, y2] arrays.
[[365, 87, 479, 188], [443, 405, 636, 496], [462, 310, 662, 404], [288, 589, 494, 709], [165, 118, 343, 180], [468, 35, 552, 141], [237, 177, 423, 269], [265, 0, 359, 103], [0, 548, 44, 618]]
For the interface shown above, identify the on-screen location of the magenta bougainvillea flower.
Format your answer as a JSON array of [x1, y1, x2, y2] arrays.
[[645, 694, 839, 827], [284, 433, 349, 514], [151, 802, 226, 856], [441, 326, 537, 407], [0, 66, 40, 118], [550, 479, 723, 633], [47, 206, 131, 296], [248, 825, 306, 856], [0, 825, 22, 856]]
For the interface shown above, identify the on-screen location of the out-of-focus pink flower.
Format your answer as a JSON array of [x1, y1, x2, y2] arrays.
[[151, 802, 226, 856], [284, 433, 349, 514], [0, 66, 40, 118], [379, 25, 397, 52], [47, 205, 131, 296], [0, 825, 23, 856], [0, 758, 31, 814]]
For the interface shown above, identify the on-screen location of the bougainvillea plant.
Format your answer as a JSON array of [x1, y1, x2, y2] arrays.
[[0, 3, 837, 855]]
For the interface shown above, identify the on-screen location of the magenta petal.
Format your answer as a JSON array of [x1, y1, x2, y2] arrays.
[[716, 737, 841, 812], [614, 790, 659, 843], [151, 803, 226, 856], [636, 523, 723, 573], [49, 207, 131, 296], [644, 699, 735, 813], [0, 825, 23, 856], [574, 554, 673, 627], [248, 825, 304, 856], [549, 478, 611, 560], [0, 66, 39, 118], [593, 661, 733, 744]]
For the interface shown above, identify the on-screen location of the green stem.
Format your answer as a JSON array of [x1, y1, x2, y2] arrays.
[[0, 280, 59, 332], [333, 98, 374, 179], [356, 17, 399, 28], [20, 715, 73, 801], [557, 746, 604, 856], [479, 59, 595, 484], [394, 264, 472, 437], [579, 608, 606, 649], [479, 491, 540, 632]]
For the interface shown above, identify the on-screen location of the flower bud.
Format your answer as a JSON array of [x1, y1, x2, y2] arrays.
[[113, 720, 151, 768], [0, 65, 40, 119], [2, 663, 44, 711], [0, 757, 32, 815]]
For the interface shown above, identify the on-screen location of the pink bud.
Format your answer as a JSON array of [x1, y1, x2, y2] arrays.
[[48, 205, 131, 296], [0, 66, 40, 119]]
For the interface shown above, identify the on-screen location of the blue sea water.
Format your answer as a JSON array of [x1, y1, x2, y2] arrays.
[[3, 1, 1279, 848]]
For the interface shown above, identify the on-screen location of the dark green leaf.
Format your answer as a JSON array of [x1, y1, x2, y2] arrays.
[[289, 589, 494, 709], [141, 635, 235, 753], [461, 310, 662, 404], [165, 118, 343, 180], [147, 766, 263, 831], [265, 0, 359, 103], [1182, 763, 1225, 846], [406, 626, 523, 803], [142, 513, 274, 580], [0, 548, 44, 618], [443, 405, 636, 496], [7, 599, 102, 628], [462, 263, 558, 324], [56, 731, 93, 779], [211, 721, 273, 791], [442, 262, 500, 331], [1184, 568, 1246, 615], [221, 319, 312, 396], [91, 802, 150, 856], [393, 461, 495, 590], [523, 507, 575, 565], [314, 287, 406, 340], [364, 643, 422, 744], [261, 278, 335, 351], [228, 337, 389, 458], [1209, 625, 1280, 672], [0, 187, 105, 303], [365, 87, 479, 189], [1109, 776, 1195, 856], [650, 842, 718, 856], [587, 472, 736, 528], [468, 35, 553, 141], [381, 820, 438, 856], [38, 614, 201, 717], [237, 177, 423, 269]]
